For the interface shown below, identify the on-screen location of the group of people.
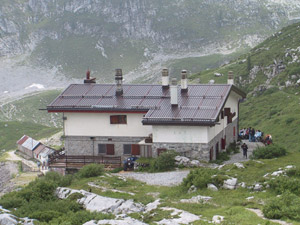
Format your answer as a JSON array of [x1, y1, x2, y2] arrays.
[[239, 127, 265, 143]]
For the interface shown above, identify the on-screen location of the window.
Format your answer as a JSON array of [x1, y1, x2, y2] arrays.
[[123, 144, 131, 155], [98, 144, 115, 155], [157, 148, 167, 156], [123, 144, 140, 155], [110, 115, 127, 124], [98, 144, 106, 154]]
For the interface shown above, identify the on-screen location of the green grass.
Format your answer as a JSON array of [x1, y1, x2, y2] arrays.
[[0, 121, 60, 151], [0, 90, 62, 127]]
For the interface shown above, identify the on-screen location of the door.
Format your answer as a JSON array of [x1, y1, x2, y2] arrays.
[[106, 144, 115, 155], [131, 144, 140, 155], [210, 147, 214, 161]]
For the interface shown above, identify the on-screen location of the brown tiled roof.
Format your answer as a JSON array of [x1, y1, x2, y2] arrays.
[[17, 135, 29, 145], [47, 84, 245, 125]]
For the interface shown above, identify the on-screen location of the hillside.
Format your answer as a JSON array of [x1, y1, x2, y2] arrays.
[[190, 21, 300, 151], [1, 0, 300, 85]]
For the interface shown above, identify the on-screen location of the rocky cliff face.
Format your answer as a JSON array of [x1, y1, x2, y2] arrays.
[[0, 0, 300, 83]]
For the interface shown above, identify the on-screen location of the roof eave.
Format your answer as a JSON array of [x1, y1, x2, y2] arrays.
[[142, 120, 217, 126]]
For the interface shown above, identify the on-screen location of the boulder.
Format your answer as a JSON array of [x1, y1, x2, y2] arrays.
[[285, 165, 294, 169], [253, 183, 263, 191], [145, 199, 160, 212], [234, 163, 245, 169], [180, 195, 212, 203], [0, 214, 17, 225], [56, 187, 144, 215], [212, 215, 224, 224], [209, 80, 215, 84], [285, 80, 292, 87], [271, 170, 284, 176], [188, 185, 197, 193], [238, 182, 246, 188], [246, 196, 254, 201], [190, 160, 200, 167], [207, 183, 218, 191], [223, 178, 237, 190], [175, 156, 190, 166]]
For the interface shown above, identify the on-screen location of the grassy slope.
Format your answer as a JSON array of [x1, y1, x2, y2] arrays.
[[190, 21, 300, 151], [0, 90, 62, 127], [0, 121, 60, 151]]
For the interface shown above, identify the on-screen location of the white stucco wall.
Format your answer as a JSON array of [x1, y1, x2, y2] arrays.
[[152, 126, 208, 143], [64, 112, 152, 137], [207, 91, 240, 142]]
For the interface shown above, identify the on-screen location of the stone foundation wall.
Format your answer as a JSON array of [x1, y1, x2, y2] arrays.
[[64, 118, 238, 162], [152, 118, 238, 162], [64, 136, 145, 160]]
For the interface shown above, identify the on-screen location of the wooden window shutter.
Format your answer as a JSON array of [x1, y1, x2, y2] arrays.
[[224, 108, 231, 117], [131, 144, 140, 155], [221, 138, 226, 149], [106, 144, 115, 155], [110, 116, 118, 124], [233, 126, 236, 137], [157, 148, 167, 156]]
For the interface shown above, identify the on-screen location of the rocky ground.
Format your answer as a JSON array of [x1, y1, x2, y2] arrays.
[[0, 162, 18, 196]]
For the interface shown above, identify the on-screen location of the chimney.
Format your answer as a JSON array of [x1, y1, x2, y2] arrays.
[[115, 68, 123, 96], [84, 70, 96, 83], [162, 68, 169, 89], [227, 71, 234, 85], [170, 78, 178, 106], [181, 70, 188, 92]]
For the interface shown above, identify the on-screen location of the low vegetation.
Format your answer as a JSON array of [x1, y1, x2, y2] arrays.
[[0, 171, 113, 224], [77, 163, 104, 178], [251, 144, 287, 159], [136, 150, 177, 172]]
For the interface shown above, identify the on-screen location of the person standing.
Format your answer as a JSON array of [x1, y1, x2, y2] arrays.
[[242, 143, 248, 159]]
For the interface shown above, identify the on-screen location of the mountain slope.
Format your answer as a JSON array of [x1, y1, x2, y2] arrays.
[[190, 21, 300, 150], [1, 0, 300, 82]]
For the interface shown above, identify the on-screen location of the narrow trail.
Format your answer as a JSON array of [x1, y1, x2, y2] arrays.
[[6, 151, 39, 172], [224, 140, 264, 164], [246, 208, 293, 225]]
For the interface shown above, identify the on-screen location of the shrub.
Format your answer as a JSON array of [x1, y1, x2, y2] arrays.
[[110, 167, 123, 173], [182, 168, 216, 189], [286, 168, 300, 177], [68, 192, 84, 201], [150, 151, 177, 172], [251, 144, 287, 159], [268, 176, 300, 195], [263, 192, 300, 221], [78, 163, 104, 178], [226, 141, 240, 154], [211, 152, 230, 164]]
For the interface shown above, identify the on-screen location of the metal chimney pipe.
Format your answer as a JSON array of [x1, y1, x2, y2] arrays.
[[170, 78, 178, 106], [227, 71, 234, 85], [162, 68, 169, 89], [115, 69, 123, 96], [181, 70, 188, 92]]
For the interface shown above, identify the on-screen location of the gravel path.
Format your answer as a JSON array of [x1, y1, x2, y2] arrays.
[[116, 170, 190, 187], [115, 141, 264, 187], [223, 140, 264, 164]]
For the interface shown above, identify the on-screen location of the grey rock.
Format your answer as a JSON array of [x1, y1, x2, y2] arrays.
[[190, 160, 201, 167], [188, 185, 197, 193], [180, 195, 212, 203], [253, 183, 263, 191], [212, 215, 224, 224], [0, 214, 17, 225], [223, 178, 237, 190], [207, 183, 218, 191], [234, 162, 245, 169]]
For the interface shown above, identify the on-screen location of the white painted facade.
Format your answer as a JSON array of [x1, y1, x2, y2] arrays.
[[64, 91, 240, 145], [153, 126, 209, 143], [207, 91, 240, 142], [64, 112, 152, 137]]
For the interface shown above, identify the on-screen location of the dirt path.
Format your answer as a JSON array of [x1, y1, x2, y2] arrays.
[[6, 150, 39, 172], [224, 140, 264, 165], [246, 208, 292, 225]]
